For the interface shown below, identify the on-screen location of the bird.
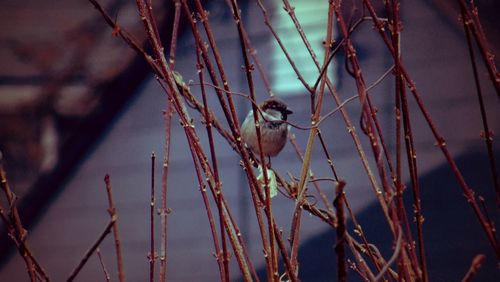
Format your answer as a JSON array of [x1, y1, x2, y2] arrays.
[[240, 97, 293, 162]]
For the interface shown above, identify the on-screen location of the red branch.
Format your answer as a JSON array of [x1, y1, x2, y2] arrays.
[[104, 175, 126, 282], [461, 254, 486, 282], [66, 219, 116, 282], [334, 181, 347, 282], [149, 153, 156, 282]]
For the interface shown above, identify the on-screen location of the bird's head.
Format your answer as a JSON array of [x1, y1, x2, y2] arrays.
[[260, 97, 293, 121]]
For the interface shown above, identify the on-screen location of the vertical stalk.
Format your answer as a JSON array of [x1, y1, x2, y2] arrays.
[[344, 196, 384, 280], [363, 0, 500, 259], [104, 175, 126, 282], [160, 1, 180, 279], [149, 153, 156, 282], [162, 73, 256, 280], [197, 48, 230, 282], [261, 0, 393, 231], [393, 30, 406, 282], [226, 0, 277, 279], [388, 0, 427, 279], [185, 0, 272, 278], [290, 0, 335, 276], [460, 7, 500, 206], [169, 0, 182, 69], [456, 0, 500, 98], [159, 99, 172, 282], [289, 133, 336, 214], [334, 181, 347, 282], [66, 219, 117, 282], [0, 162, 45, 281], [96, 248, 111, 282], [186, 135, 227, 281], [90, 0, 259, 279], [461, 254, 486, 282], [334, 0, 398, 236]]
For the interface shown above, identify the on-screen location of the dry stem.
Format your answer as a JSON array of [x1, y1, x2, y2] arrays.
[[104, 175, 125, 282], [66, 218, 116, 282], [461, 254, 486, 282], [0, 158, 50, 282]]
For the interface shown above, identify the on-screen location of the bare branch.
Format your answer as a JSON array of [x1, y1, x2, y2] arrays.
[[66, 219, 116, 282]]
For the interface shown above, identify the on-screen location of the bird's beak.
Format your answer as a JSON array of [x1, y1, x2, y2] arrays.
[[285, 108, 293, 115]]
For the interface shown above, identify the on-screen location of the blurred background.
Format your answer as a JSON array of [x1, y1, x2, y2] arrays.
[[0, 0, 499, 281]]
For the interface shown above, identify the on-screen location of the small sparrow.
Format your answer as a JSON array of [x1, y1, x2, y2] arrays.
[[241, 97, 293, 160]]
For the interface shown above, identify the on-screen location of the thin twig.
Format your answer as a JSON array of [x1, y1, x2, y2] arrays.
[[196, 47, 230, 282], [186, 135, 227, 282], [312, 16, 373, 92], [240, 26, 274, 96], [104, 175, 125, 282], [457, 0, 500, 98], [88, 1, 258, 280], [255, 0, 313, 93], [164, 59, 258, 282], [184, 0, 271, 279], [156, 72, 259, 281], [263, 0, 394, 239], [461, 254, 486, 282], [344, 233, 376, 281], [363, 0, 500, 258], [149, 153, 156, 282], [66, 218, 116, 282], [227, 0, 279, 279], [478, 196, 497, 244], [0, 158, 50, 281], [290, 1, 336, 276], [96, 248, 111, 282], [374, 227, 403, 282], [334, 181, 347, 282], [341, 0, 395, 207], [344, 195, 384, 280], [169, 0, 182, 69], [159, 93, 173, 282], [289, 134, 334, 214], [460, 7, 500, 207], [388, 1, 426, 279]]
